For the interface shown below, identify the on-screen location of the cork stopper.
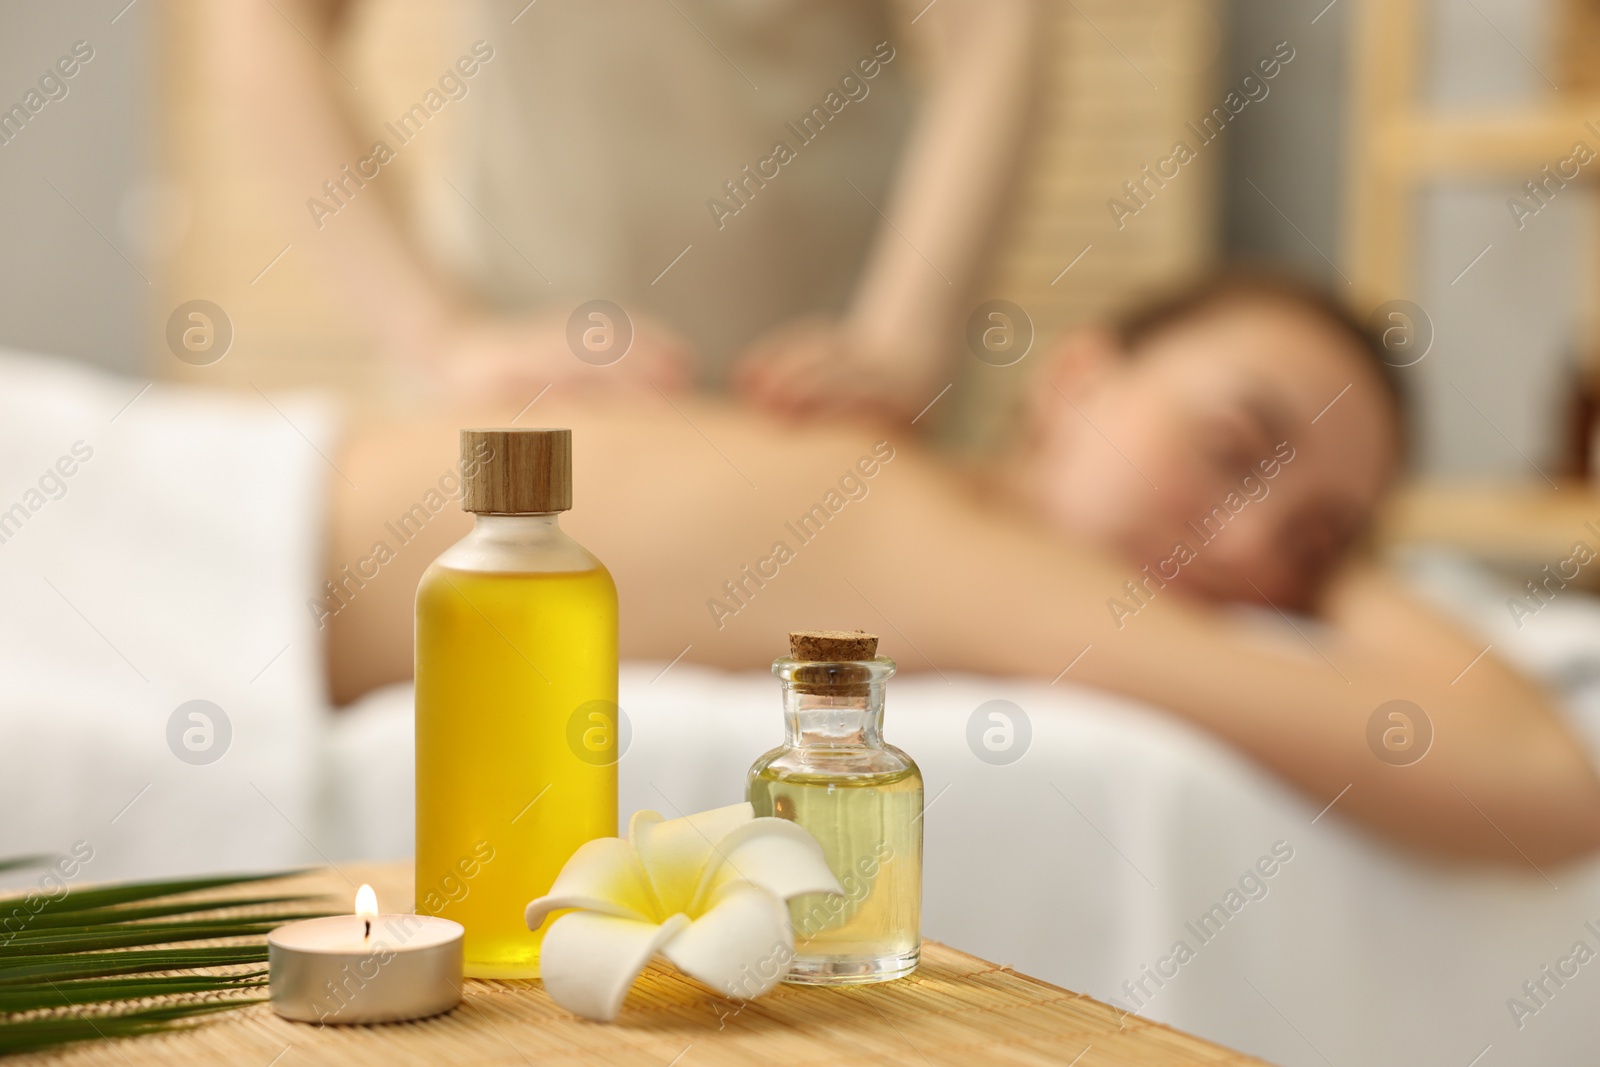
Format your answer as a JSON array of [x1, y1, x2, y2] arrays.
[[460, 428, 572, 514], [789, 630, 878, 662]]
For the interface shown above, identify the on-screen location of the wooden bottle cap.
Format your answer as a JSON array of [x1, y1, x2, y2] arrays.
[[460, 428, 573, 514], [789, 630, 879, 662]]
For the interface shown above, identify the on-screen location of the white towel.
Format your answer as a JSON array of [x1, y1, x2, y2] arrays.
[[332, 664, 1600, 1067], [0, 350, 337, 878]]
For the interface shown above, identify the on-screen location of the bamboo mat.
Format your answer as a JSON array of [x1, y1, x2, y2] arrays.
[[10, 864, 1271, 1067]]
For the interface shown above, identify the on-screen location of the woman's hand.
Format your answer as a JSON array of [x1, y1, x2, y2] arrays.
[[416, 310, 696, 404], [731, 317, 942, 421]]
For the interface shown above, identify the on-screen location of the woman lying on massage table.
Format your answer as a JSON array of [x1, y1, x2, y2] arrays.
[[325, 274, 1600, 866]]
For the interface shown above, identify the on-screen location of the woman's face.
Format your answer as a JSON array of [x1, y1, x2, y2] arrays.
[[1031, 298, 1400, 612]]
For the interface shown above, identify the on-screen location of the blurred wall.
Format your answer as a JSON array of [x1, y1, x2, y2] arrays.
[[1223, 0, 1587, 483], [953, 0, 1222, 449], [0, 2, 149, 374], [1413, 0, 1590, 482], [1220, 0, 1349, 277]]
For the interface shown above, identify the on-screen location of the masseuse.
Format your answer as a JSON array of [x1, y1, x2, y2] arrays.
[[211, 0, 1038, 416]]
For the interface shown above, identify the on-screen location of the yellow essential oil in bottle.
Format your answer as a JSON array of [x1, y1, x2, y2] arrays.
[[415, 428, 618, 978], [747, 630, 922, 983]]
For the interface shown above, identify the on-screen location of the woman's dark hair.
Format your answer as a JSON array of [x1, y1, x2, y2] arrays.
[[1111, 269, 1410, 433]]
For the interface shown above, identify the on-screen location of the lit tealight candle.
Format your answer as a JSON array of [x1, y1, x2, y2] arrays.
[[269, 883, 464, 1024]]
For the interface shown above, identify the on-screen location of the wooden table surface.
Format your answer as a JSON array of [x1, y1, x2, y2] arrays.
[[11, 864, 1271, 1067]]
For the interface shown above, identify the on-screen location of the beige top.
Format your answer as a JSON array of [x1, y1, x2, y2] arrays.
[[418, 0, 912, 385]]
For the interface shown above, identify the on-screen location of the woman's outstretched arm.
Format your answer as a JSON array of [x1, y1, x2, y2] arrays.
[[834, 444, 1600, 868], [327, 395, 1600, 866]]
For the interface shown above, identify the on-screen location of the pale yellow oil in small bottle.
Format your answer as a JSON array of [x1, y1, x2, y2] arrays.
[[748, 766, 922, 964], [414, 429, 618, 979], [747, 641, 922, 984]]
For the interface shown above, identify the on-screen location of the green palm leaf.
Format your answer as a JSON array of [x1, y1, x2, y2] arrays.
[[0, 862, 337, 1056], [0, 944, 271, 985], [10, 870, 311, 917], [0, 971, 268, 1014], [13, 894, 318, 930], [3, 912, 332, 952], [0, 857, 49, 876], [0, 1000, 267, 1056]]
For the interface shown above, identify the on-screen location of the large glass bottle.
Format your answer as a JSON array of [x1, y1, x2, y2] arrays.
[[747, 630, 922, 984], [415, 428, 618, 978]]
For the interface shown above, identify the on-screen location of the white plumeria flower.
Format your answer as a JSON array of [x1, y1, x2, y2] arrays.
[[525, 801, 842, 1021]]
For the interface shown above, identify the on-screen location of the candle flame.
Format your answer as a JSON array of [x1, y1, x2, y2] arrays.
[[354, 884, 378, 919]]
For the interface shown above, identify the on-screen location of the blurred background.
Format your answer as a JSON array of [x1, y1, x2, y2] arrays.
[[6, 0, 1600, 580], [10, 5, 1600, 1062]]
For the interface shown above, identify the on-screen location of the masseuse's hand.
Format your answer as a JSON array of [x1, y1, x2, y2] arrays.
[[420, 310, 695, 404], [731, 317, 940, 421]]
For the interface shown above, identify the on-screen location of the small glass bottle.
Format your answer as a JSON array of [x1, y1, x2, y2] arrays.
[[747, 630, 922, 984], [415, 428, 618, 978]]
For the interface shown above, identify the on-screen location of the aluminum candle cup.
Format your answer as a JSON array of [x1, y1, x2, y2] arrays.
[[268, 885, 464, 1024]]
